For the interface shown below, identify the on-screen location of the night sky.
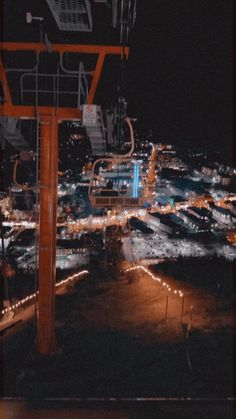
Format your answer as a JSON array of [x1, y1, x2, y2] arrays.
[[126, 0, 233, 160], [1, 0, 234, 160]]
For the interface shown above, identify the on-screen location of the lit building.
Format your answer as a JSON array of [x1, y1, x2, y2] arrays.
[[177, 210, 210, 232], [167, 179, 206, 199], [211, 207, 233, 225]]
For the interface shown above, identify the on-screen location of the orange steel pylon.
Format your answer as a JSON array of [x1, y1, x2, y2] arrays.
[[0, 42, 128, 355]]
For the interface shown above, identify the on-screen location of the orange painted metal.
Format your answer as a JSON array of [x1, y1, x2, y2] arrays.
[[0, 103, 82, 120], [0, 42, 129, 56], [0, 43, 129, 112], [88, 52, 105, 104], [36, 113, 58, 355], [0, 42, 128, 355], [0, 53, 12, 104], [147, 146, 158, 185]]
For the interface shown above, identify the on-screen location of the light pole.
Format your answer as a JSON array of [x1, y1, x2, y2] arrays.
[[180, 294, 185, 324], [0, 208, 4, 258], [190, 305, 193, 323], [186, 305, 193, 340], [165, 294, 169, 320], [0, 208, 10, 311]]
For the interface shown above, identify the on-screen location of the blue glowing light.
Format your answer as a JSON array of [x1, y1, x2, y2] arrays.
[[132, 162, 139, 198]]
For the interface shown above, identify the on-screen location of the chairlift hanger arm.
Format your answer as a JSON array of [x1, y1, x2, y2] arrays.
[[12, 159, 21, 186], [88, 117, 136, 201]]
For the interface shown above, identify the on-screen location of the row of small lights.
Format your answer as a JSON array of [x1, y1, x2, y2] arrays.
[[124, 265, 184, 298], [77, 210, 146, 225], [1, 270, 89, 316], [3, 209, 147, 230], [67, 210, 147, 232]]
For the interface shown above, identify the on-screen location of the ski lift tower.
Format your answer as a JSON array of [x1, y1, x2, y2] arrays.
[[0, 39, 128, 356]]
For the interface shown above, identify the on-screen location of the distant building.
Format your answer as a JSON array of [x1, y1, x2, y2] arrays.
[[188, 207, 210, 221], [168, 179, 205, 199], [177, 210, 210, 232], [201, 164, 218, 176], [159, 157, 188, 171], [148, 212, 183, 235], [129, 217, 153, 234], [227, 201, 236, 215], [220, 176, 231, 187], [222, 244, 236, 261], [211, 207, 233, 225], [201, 164, 232, 186]]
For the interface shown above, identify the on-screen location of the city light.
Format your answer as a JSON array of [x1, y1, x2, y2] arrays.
[[124, 265, 184, 298], [1, 270, 89, 316], [132, 161, 140, 198]]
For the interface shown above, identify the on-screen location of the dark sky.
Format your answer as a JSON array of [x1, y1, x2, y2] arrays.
[[126, 0, 233, 159], [1, 0, 234, 160]]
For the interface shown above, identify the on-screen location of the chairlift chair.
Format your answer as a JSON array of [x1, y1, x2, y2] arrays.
[[88, 117, 144, 209]]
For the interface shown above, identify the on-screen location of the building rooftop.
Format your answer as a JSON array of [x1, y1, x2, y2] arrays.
[[150, 213, 182, 230], [172, 195, 186, 202], [188, 207, 210, 218], [172, 179, 206, 195], [212, 207, 232, 216]]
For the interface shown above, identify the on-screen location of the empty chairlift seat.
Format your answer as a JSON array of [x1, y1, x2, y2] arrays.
[[88, 158, 144, 208]]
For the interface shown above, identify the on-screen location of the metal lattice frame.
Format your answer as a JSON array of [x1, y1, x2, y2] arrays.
[[20, 61, 89, 108], [46, 0, 93, 31], [0, 43, 129, 119]]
